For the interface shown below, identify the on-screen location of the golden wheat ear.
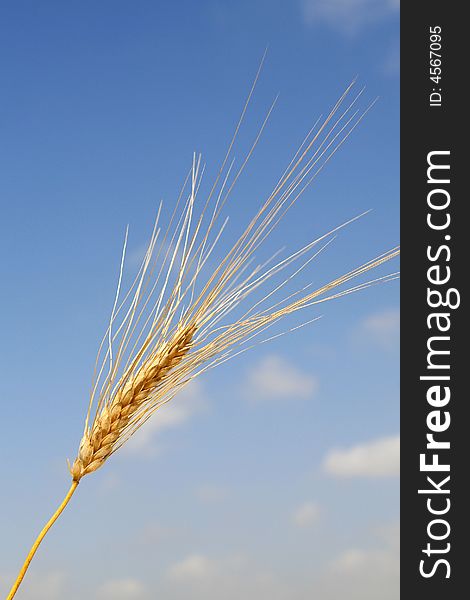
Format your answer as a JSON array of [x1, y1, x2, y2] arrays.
[[72, 323, 196, 480], [6, 77, 398, 599]]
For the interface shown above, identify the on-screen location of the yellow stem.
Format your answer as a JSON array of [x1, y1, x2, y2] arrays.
[[6, 480, 79, 600]]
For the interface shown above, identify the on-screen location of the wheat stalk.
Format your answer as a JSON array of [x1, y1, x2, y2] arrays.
[[5, 72, 399, 599]]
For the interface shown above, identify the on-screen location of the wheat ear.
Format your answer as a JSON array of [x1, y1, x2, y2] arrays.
[[6, 75, 399, 599], [72, 324, 196, 481]]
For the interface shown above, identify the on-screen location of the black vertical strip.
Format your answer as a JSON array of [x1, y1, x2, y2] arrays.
[[401, 4, 466, 599]]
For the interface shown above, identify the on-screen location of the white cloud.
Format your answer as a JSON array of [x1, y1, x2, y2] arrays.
[[323, 434, 400, 477], [96, 578, 146, 599], [246, 355, 318, 401], [165, 541, 398, 600], [360, 308, 399, 349], [310, 521, 399, 600], [166, 554, 292, 600], [333, 548, 369, 572], [301, 0, 399, 35], [148, 527, 400, 600], [292, 502, 321, 528], [168, 555, 217, 582], [123, 381, 208, 456], [325, 547, 399, 598]]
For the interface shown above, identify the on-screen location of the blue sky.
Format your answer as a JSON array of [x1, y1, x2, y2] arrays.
[[0, 2, 399, 599]]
